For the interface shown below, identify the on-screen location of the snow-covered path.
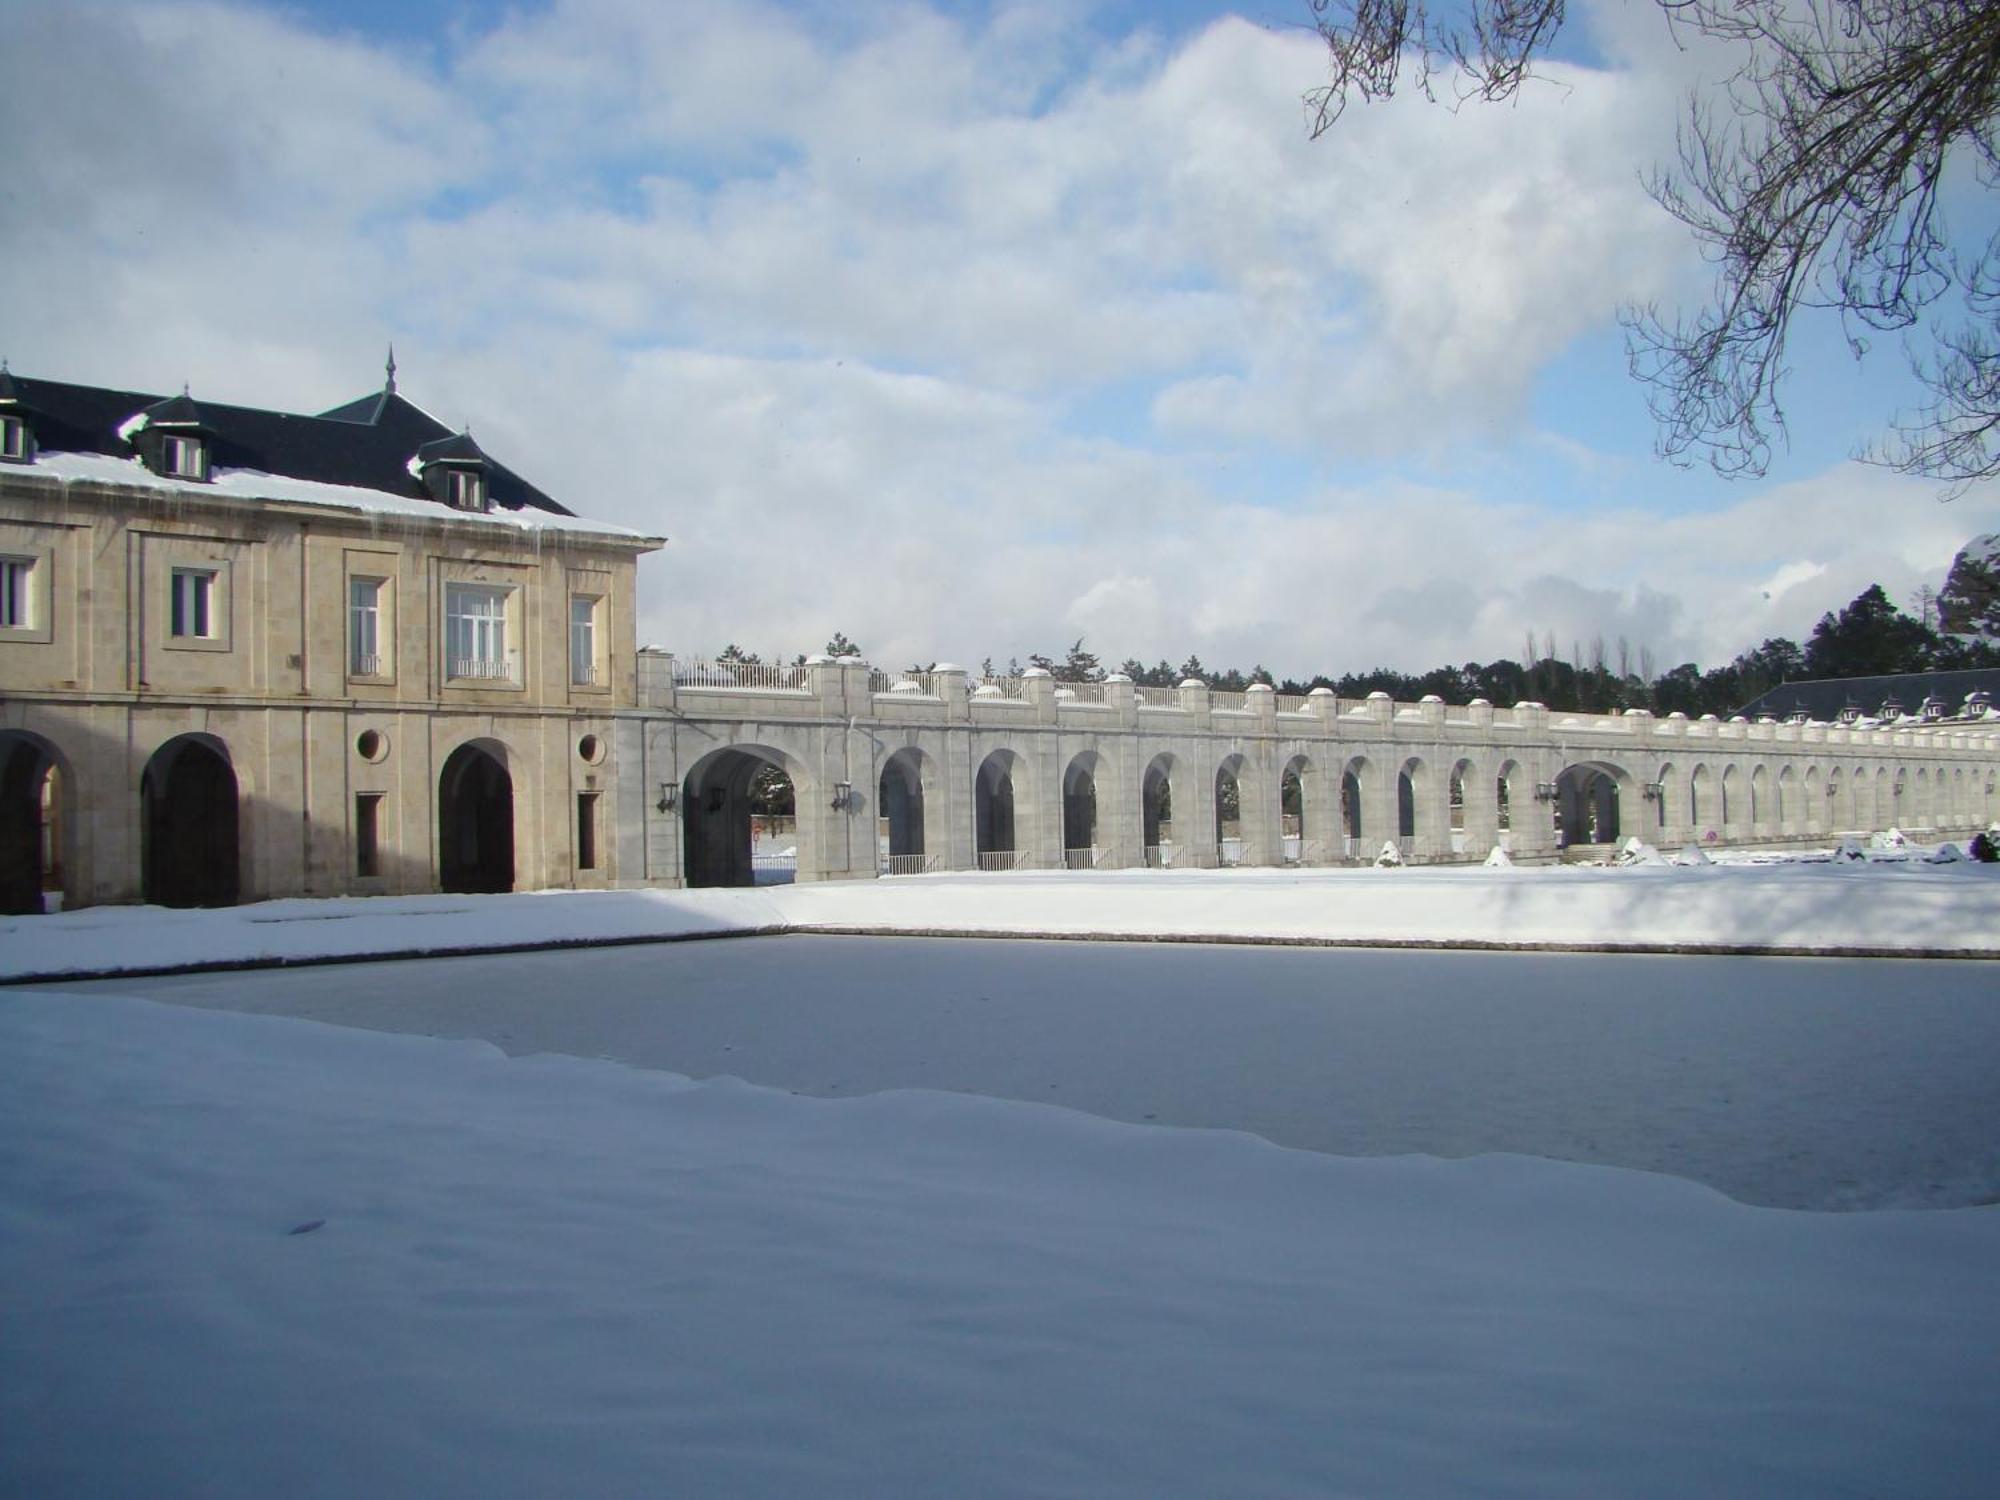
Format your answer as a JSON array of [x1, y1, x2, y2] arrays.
[[5, 856, 1999, 982], [4, 990, 1996, 1500]]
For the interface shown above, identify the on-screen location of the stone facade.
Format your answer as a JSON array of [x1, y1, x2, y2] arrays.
[[0, 464, 656, 909], [620, 659, 2000, 886]]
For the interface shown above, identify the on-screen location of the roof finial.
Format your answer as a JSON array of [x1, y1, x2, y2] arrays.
[[385, 343, 397, 395]]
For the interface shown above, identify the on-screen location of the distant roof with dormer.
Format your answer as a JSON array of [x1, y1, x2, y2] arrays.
[[2, 370, 573, 518], [1736, 668, 2000, 724]]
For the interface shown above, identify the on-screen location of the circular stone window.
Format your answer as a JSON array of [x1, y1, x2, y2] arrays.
[[577, 733, 604, 765], [355, 729, 388, 763]]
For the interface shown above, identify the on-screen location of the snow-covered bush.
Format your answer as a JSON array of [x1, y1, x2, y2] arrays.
[[1374, 841, 1404, 867], [1483, 846, 1513, 868]]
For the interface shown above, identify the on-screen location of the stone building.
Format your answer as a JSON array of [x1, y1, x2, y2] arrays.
[[0, 365, 661, 913]]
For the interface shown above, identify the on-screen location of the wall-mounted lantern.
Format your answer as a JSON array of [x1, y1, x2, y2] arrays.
[[831, 780, 854, 812], [1533, 782, 1557, 802], [1641, 782, 1664, 800], [657, 781, 679, 814]]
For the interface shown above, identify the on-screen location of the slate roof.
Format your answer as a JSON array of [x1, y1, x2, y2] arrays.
[[1736, 668, 2000, 723], [3, 374, 572, 518]]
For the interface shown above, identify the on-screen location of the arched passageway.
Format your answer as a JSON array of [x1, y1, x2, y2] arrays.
[[975, 750, 1020, 871], [1340, 759, 1366, 853], [143, 735, 240, 907], [879, 749, 926, 874], [1554, 762, 1622, 848], [1396, 758, 1425, 846], [1495, 760, 1521, 845], [1063, 753, 1100, 869], [440, 741, 514, 894], [1281, 755, 1313, 864], [0, 732, 66, 914], [1215, 756, 1245, 867], [683, 745, 795, 888], [1447, 759, 1472, 854], [1142, 753, 1176, 866]]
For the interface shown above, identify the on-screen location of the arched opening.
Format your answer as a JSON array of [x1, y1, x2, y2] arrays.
[[1341, 759, 1366, 853], [1827, 766, 1845, 828], [1721, 765, 1740, 831], [1802, 766, 1819, 831], [1063, 752, 1100, 869], [975, 749, 1020, 871], [1689, 764, 1711, 835], [439, 740, 514, 894], [0, 732, 68, 915], [1554, 762, 1623, 848], [1914, 767, 1931, 827], [1396, 758, 1423, 845], [1215, 755, 1245, 866], [1142, 753, 1177, 867], [1874, 766, 1892, 828], [143, 734, 240, 907], [1447, 759, 1471, 854], [1751, 765, 1770, 827], [1281, 755, 1311, 864], [1495, 760, 1520, 843], [879, 749, 926, 875], [683, 745, 797, 888], [1777, 766, 1796, 832]]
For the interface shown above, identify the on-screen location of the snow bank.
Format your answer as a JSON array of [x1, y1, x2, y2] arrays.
[[4, 858, 1997, 981], [2, 990, 1994, 1499]]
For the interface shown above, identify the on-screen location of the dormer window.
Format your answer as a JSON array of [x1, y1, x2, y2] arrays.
[[1837, 705, 1861, 726], [0, 413, 28, 463], [162, 433, 208, 480], [447, 468, 487, 512], [1921, 696, 1945, 721]]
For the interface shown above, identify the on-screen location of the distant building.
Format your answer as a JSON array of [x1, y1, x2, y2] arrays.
[[1735, 670, 2000, 729], [0, 361, 662, 913]]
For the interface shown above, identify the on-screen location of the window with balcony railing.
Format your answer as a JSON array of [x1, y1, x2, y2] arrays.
[[570, 594, 600, 685], [445, 584, 514, 683], [349, 577, 385, 677]]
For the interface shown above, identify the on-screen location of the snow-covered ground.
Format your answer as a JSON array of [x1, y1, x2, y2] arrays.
[[7, 854, 1997, 1495], [4, 989, 1996, 1499], [5, 846, 1998, 981]]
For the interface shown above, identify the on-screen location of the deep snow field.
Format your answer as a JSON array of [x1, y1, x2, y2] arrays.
[[4, 854, 1998, 1497]]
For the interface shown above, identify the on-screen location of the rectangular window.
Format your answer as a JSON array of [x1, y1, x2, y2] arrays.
[[355, 793, 383, 878], [570, 595, 598, 685], [0, 557, 30, 629], [0, 415, 25, 461], [576, 792, 599, 871], [445, 584, 511, 681], [162, 434, 206, 479], [447, 470, 486, 511], [349, 577, 383, 675], [170, 568, 216, 638]]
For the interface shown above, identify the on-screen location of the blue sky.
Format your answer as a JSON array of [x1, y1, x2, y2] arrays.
[[5, 0, 1995, 675]]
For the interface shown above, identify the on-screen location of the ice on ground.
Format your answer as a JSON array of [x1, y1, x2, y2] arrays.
[[2, 990, 1995, 1500]]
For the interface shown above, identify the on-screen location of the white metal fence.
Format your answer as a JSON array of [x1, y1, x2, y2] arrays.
[[976, 849, 1021, 871], [870, 669, 939, 697], [672, 655, 810, 692]]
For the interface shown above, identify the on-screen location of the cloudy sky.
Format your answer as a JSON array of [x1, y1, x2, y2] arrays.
[[5, 0, 1996, 677]]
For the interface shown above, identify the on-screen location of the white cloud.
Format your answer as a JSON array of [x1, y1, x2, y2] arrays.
[[4, 0, 1992, 689]]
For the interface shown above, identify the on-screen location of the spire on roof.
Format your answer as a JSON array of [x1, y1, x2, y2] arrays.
[[385, 344, 397, 395]]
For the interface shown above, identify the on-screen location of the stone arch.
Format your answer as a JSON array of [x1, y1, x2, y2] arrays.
[[1340, 755, 1368, 852], [1689, 763, 1714, 836], [1651, 761, 1675, 834], [0, 729, 75, 915], [1215, 753, 1247, 867], [1281, 753, 1321, 864], [1721, 764, 1742, 834], [1447, 758, 1474, 853], [1750, 764, 1770, 828], [1062, 750, 1102, 867], [1495, 759, 1524, 842], [439, 738, 514, 894], [682, 741, 809, 888], [878, 746, 929, 873], [1776, 765, 1795, 834], [142, 733, 240, 907], [1875, 765, 1893, 829], [1827, 765, 1847, 828], [1141, 751, 1180, 866], [975, 747, 1026, 870], [1396, 756, 1426, 849], [1802, 765, 1820, 832], [1554, 759, 1631, 848], [1914, 766, 1931, 828]]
